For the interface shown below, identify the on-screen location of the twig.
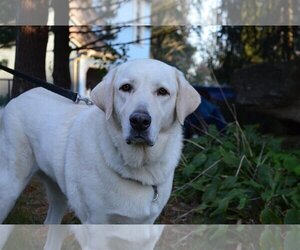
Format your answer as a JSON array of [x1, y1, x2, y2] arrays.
[[174, 208, 196, 223], [183, 139, 205, 150], [174, 159, 221, 193], [235, 155, 246, 177], [70, 0, 130, 10], [253, 142, 266, 178], [71, 27, 177, 51]]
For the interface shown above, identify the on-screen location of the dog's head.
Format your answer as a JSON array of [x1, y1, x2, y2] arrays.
[[91, 59, 201, 147]]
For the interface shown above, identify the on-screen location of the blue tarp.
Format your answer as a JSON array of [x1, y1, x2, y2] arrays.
[[184, 86, 234, 138]]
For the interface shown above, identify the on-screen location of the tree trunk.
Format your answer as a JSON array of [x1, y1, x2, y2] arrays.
[[52, 0, 71, 89], [12, 0, 49, 98], [12, 26, 49, 97], [52, 26, 71, 89]]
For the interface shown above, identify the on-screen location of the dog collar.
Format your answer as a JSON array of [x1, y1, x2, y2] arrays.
[[116, 172, 159, 202], [130, 182, 158, 202], [152, 185, 159, 202]]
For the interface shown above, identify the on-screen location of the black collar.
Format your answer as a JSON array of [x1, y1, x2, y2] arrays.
[[152, 185, 159, 202], [118, 175, 158, 202]]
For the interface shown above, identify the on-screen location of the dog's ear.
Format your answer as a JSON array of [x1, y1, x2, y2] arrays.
[[91, 67, 117, 120], [176, 69, 201, 125]]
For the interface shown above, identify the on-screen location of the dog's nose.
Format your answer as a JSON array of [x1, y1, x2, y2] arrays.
[[130, 111, 151, 131]]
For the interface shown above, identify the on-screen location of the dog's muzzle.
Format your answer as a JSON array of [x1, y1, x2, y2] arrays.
[[126, 111, 154, 146]]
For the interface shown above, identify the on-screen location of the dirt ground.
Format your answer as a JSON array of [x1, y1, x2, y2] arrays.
[[4, 177, 196, 224]]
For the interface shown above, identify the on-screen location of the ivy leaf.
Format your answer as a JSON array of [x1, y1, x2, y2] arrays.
[[220, 176, 238, 189], [183, 154, 207, 177], [284, 209, 300, 224], [202, 180, 219, 203], [257, 165, 274, 188], [237, 197, 247, 210], [260, 208, 282, 224]]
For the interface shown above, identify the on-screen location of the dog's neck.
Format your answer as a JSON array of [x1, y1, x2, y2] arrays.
[[99, 116, 183, 186]]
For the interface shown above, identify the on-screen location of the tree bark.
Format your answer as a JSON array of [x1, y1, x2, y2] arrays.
[[52, 0, 71, 89], [12, 26, 49, 98], [12, 0, 49, 98], [52, 26, 71, 89]]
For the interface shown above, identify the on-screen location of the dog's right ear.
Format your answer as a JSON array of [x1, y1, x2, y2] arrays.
[[91, 67, 117, 120]]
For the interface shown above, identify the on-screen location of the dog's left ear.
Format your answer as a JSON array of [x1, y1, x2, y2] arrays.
[[91, 67, 117, 120], [176, 69, 201, 125]]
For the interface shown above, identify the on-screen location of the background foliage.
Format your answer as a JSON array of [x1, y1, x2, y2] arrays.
[[210, 26, 300, 83], [173, 123, 300, 224]]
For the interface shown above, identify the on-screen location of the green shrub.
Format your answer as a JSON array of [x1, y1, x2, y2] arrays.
[[173, 122, 300, 224]]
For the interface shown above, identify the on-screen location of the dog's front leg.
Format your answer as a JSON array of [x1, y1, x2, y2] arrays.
[[0, 225, 14, 250], [43, 225, 70, 250]]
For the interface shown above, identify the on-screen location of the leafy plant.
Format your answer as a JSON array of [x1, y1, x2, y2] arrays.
[[173, 122, 300, 224]]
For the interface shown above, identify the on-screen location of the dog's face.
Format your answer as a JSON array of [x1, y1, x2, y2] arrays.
[[91, 59, 200, 147]]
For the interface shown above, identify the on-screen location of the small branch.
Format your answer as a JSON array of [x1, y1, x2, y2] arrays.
[[70, 0, 130, 11], [183, 138, 205, 150], [235, 155, 246, 177], [71, 28, 177, 52], [174, 159, 221, 193], [86, 13, 152, 26], [70, 26, 123, 34], [71, 31, 120, 51]]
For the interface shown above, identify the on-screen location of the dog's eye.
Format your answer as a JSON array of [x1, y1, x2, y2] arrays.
[[119, 84, 132, 92], [157, 88, 169, 96]]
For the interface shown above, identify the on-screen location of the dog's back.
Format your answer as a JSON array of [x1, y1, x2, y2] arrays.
[[0, 88, 88, 223]]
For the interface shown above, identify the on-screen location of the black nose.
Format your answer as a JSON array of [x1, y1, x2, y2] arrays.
[[130, 111, 151, 131]]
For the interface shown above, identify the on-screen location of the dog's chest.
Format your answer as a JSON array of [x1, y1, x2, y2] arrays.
[[106, 211, 153, 224], [104, 185, 165, 224]]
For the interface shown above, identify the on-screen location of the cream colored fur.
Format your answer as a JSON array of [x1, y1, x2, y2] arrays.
[[0, 59, 200, 224]]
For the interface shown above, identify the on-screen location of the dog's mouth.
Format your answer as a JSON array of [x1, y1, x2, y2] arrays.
[[126, 134, 154, 147]]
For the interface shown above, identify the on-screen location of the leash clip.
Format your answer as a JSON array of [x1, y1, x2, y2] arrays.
[[75, 94, 94, 106]]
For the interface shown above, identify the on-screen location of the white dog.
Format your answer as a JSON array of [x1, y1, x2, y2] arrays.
[[0, 225, 163, 250], [0, 225, 14, 249], [44, 225, 164, 250], [0, 59, 200, 224]]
